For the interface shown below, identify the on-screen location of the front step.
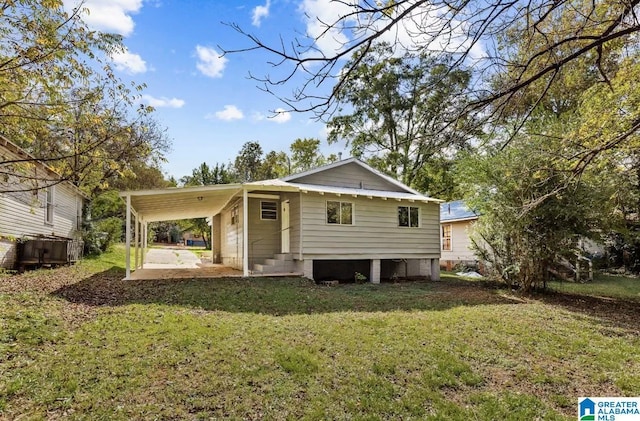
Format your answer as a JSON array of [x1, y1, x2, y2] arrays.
[[253, 254, 299, 274]]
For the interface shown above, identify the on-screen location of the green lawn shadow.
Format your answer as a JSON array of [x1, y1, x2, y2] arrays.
[[53, 267, 520, 315]]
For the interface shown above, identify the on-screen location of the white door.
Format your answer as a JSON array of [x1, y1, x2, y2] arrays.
[[281, 200, 290, 253]]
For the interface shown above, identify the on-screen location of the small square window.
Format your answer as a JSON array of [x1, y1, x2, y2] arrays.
[[261, 201, 278, 220]]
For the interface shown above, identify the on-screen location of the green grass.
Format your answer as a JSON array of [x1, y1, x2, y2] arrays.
[[549, 273, 640, 300], [1, 247, 639, 419]]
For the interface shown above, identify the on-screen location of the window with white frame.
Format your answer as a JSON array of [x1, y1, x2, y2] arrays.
[[260, 201, 278, 220], [45, 186, 54, 224], [326, 201, 353, 225], [398, 206, 419, 227], [441, 224, 452, 251]]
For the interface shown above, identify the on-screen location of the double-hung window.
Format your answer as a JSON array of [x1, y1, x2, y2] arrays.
[[326, 201, 353, 225], [441, 224, 452, 251], [398, 206, 419, 227], [45, 186, 54, 224]]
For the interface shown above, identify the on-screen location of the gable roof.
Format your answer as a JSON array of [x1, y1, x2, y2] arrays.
[[440, 200, 479, 222], [281, 157, 426, 196]]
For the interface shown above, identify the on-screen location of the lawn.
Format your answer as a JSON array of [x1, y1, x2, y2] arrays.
[[1, 247, 639, 420]]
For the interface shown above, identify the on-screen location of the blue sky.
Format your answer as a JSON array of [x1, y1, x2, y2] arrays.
[[63, 0, 350, 180], [64, 0, 485, 181]]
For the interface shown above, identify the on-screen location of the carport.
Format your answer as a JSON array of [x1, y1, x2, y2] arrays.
[[120, 184, 244, 280], [120, 181, 299, 280]]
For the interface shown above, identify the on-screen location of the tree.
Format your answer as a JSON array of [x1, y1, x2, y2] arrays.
[[458, 137, 617, 291], [327, 43, 475, 195], [0, 0, 171, 195], [179, 162, 234, 249], [289, 138, 325, 173], [260, 150, 291, 178], [225, 0, 640, 123], [233, 141, 264, 182]]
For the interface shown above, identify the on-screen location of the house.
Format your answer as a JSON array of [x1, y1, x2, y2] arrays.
[[440, 200, 480, 270], [0, 136, 86, 269], [121, 158, 443, 283]]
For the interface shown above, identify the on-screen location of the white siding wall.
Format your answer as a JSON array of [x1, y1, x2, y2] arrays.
[[441, 220, 477, 262], [0, 182, 81, 239], [300, 192, 440, 259], [293, 162, 406, 192], [247, 198, 280, 265], [220, 200, 243, 269]]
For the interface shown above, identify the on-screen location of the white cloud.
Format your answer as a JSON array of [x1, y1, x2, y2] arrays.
[[111, 48, 147, 74], [211, 105, 244, 121], [142, 94, 185, 108], [299, 0, 354, 57], [297, 0, 486, 61], [252, 0, 271, 27], [195, 45, 228, 78], [272, 108, 291, 123], [65, 0, 143, 37]]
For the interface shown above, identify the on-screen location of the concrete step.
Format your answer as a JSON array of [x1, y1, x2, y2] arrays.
[[274, 253, 293, 261]]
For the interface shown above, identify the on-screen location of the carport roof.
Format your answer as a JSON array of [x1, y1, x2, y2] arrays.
[[120, 178, 440, 222], [119, 181, 301, 222]]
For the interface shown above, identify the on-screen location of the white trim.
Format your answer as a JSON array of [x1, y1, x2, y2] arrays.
[[242, 189, 249, 277], [249, 193, 280, 200], [125, 194, 131, 280], [440, 216, 479, 223]]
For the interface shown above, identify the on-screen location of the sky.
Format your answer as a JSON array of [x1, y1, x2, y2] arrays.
[[63, 0, 485, 181], [64, 0, 350, 180]]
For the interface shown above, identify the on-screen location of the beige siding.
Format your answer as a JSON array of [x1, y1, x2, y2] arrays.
[[0, 183, 81, 240], [247, 198, 280, 264], [220, 199, 243, 269], [293, 162, 406, 192], [441, 220, 477, 262], [300, 192, 440, 259]]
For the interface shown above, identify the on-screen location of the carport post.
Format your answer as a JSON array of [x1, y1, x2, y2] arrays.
[[243, 188, 249, 277], [141, 221, 147, 269], [134, 213, 139, 270], [125, 194, 131, 280]]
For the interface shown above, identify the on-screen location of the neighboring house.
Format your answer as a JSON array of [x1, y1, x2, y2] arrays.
[[440, 200, 480, 270], [0, 136, 86, 269], [121, 158, 443, 282]]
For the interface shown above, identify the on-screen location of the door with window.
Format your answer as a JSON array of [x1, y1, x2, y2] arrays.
[[281, 200, 290, 253]]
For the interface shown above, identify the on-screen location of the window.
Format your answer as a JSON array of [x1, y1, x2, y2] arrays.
[[442, 224, 452, 251], [327, 201, 353, 225], [261, 201, 278, 220], [398, 206, 419, 227], [231, 205, 239, 225], [45, 186, 54, 224]]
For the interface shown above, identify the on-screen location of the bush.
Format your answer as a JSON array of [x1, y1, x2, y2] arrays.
[[82, 217, 123, 256]]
